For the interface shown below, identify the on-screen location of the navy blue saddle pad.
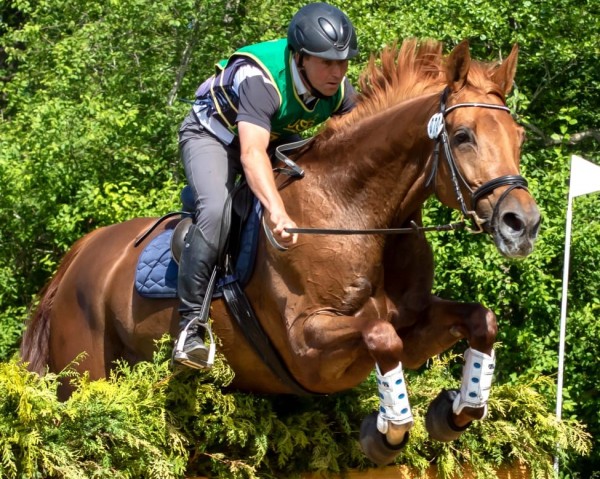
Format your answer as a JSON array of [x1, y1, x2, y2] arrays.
[[135, 199, 262, 298]]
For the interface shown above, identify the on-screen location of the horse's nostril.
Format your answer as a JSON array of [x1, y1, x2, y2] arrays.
[[502, 212, 525, 234]]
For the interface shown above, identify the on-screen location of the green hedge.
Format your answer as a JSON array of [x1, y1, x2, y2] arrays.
[[1, 338, 590, 479]]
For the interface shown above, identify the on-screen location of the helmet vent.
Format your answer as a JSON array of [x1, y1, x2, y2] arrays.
[[318, 17, 338, 43]]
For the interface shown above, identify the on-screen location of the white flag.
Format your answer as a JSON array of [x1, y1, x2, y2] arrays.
[[570, 155, 600, 198]]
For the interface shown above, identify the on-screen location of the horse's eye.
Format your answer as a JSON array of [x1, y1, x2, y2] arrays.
[[452, 128, 473, 146]]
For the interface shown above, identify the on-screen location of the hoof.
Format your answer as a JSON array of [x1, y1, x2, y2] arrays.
[[425, 389, 471, 442], [359, 412, 408, 466]]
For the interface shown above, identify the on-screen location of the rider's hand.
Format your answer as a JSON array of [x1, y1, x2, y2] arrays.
[[271, 210, 299, 247]]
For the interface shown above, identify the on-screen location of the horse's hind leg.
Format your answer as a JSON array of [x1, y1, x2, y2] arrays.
[[50, 311, 111, 400], [49, 283, 121, 400], [398, 297, 498, 440]]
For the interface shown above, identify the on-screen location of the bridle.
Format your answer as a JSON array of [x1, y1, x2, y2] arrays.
[[267, 86, 530, 250], [425, 86, 529, 233]]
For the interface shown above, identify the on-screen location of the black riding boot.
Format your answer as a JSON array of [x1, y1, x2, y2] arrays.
[[173, 223, 218, 369]]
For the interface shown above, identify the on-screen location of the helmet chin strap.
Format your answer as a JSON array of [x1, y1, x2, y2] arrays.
[[296, 54, 328, 100]]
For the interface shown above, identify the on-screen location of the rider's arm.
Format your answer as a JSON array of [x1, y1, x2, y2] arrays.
[[237, 121, 298, 246]]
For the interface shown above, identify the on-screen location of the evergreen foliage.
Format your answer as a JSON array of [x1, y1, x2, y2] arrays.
[[1, 339, 590, 478]]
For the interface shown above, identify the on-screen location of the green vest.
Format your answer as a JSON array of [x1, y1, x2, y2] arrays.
[[214, 39, 344, 140]]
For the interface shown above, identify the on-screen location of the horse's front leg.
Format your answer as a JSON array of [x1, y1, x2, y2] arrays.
[[398, 297, 498, 441], [303, 312, 413, 466]]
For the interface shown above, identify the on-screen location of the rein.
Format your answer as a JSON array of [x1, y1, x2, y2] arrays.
[[264, 218, 466, 251], [268, 86, 528, 249]]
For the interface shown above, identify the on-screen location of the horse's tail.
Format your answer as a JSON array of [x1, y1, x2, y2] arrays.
[[20, 232, 95, 374]]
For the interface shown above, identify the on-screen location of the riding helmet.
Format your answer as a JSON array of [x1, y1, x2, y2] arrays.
[[287, 2, 358, 60]]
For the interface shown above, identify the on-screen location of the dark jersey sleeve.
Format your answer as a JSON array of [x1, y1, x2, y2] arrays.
[[235, 75, 280, 133]]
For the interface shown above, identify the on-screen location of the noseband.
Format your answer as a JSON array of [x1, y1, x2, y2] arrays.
[[425, 87, 529, 232]]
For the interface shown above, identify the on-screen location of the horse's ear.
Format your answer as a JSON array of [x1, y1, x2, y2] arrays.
[[491, 44, 519, 95], [446, 40, 471, 92]]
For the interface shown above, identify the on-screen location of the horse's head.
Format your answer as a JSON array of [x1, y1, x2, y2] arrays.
[[431, 41, 541, 258]]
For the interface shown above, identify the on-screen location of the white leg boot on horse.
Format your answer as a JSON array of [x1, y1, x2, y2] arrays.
[[426, 347, 495, 441], [413, 300, 498, 442], [454, 347, 495, 416], [359, 361, 414, 466], [375, 362, 413, 438], [173, 223, 218, 369]]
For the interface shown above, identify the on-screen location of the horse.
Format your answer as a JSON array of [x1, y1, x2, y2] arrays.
[[20, 39, 540, 466]]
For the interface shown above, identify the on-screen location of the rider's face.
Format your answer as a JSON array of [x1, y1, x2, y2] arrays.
[[300, 54, 349, 97]]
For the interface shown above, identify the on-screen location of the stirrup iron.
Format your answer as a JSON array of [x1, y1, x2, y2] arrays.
[[173, 319, 216, 369]]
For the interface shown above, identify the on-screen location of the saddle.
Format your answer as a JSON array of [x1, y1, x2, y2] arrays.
[[134, 182, 260, 298], [135, 138, 311, 298]]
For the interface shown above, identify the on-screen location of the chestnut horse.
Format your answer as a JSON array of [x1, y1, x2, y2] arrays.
[[21, 39, 540, 465]]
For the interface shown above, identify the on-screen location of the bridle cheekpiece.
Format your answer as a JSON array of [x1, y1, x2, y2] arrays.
[[425, 86, 529, 233]]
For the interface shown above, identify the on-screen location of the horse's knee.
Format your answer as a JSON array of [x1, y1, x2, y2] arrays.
[[466, 307, 497, 351], [362, 320, 403, 370]]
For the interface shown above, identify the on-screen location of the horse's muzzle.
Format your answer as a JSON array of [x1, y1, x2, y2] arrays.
[[491, 200, 541, 258]]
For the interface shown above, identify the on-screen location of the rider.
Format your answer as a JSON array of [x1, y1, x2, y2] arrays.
[[174, 2, 359, 369]]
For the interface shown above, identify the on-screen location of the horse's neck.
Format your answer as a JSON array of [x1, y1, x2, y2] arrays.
[[297, 96, 437, 227]]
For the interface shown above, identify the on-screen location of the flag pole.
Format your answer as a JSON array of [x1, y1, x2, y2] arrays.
[[554, 155, 600, 473], [554, 170, 576, 474]]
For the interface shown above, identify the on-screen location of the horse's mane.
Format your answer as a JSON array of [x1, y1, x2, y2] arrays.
[[316, 38, 506, 145], [355, 39, 445, 115]]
